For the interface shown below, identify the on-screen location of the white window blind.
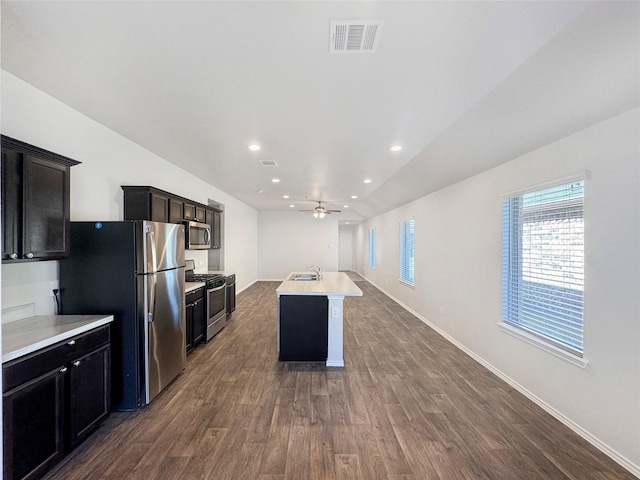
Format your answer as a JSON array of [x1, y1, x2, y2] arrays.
[[368, 228, 376, 268], [400, 219, 414, 285], [502, 180, 584, 355]]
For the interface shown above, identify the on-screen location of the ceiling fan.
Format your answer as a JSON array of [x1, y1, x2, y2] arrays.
[[299, 201, 341, 218]]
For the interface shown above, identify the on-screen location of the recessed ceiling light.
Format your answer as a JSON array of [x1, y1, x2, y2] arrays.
[[258, 189, 264, 194], [364, 179, 372, 184], [351, 195, 358, 199], [283, 194, 290, 199], [272, 178, 280, 183], [289, 204, 295, 208], [390, 144, 402, 152], [344, 205, 349, 208], [345, 222, 350, 225], [248, 143, 261, 151]]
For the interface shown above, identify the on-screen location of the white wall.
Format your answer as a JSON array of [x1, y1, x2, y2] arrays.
[[354, 107, 640, 474], [1, 70, 259, 321], [257, 210, 339, 279]]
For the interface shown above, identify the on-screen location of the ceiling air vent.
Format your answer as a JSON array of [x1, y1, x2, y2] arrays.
[[258, 159, 278, 167], [330, 20, 383, 54]]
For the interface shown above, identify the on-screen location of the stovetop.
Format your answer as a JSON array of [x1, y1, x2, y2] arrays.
[[185, 272, 225, 287], [184, 260, 229, 288]]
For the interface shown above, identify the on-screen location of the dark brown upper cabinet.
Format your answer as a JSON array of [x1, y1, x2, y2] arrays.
[[122, 186, 222, 249], [211, 209, 221, 249], [205, 208, 221, 249], [122, 186, 171, 223], [183, 202, 196, 221], [1, 136, 80, 262], [183, 202, 205, 223], [168, 198, 183, 224]]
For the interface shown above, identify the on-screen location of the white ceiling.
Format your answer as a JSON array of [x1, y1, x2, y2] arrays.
[[2, 1, 638, 222]]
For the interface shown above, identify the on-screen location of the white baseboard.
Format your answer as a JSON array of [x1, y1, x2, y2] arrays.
[[355, 272, 640, 479], [236, 278, 258, 295]]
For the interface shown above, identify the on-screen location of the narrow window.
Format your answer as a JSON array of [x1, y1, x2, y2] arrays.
[[502, 180, 584, 355], [368, 228, 376, 268], [400, 219, 415, 285]]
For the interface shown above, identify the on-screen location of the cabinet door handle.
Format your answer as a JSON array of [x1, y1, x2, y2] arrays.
[[9, 253, 18, 260], [68, 340, 76, 346], [72, 360, 81, 367], [25, 252, 34, 259], [60, 367, 68, 373]]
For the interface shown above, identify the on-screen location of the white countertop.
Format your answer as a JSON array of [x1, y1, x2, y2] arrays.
[[276, 272, 363, 297], [2, 314, 114, 363], [185, 281, 206, 293]]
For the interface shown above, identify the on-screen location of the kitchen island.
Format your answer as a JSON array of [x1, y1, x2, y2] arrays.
[[276, 272, 362, 366]]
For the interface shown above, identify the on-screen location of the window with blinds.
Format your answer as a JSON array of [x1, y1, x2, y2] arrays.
[[400, 219, 415, 285], [502, 180, 584, 355], [368, 228, 376, 268]]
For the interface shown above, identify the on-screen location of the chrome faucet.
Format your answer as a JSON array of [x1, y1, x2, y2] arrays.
[[307, 264, 323, 279]]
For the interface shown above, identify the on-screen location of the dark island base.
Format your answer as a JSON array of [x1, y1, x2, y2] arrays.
[[279, 295, 328, 362]]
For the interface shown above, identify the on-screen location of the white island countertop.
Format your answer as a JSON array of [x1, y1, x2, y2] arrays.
[[2, 314, 114, 363], [276, 272, 363, 297]]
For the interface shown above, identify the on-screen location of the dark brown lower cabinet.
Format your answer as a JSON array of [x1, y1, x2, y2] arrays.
[[68, 344, 111, 450], [3, 367, 66, 480], [2, 325, 111, 480], [186, 288, 205, 353]]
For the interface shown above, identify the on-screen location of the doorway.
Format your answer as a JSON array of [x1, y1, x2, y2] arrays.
[[338, 229, 353, 271]]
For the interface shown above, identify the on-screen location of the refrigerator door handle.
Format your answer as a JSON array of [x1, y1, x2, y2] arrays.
[[147, 273, 157, 323], [148, 228, 158, 271]]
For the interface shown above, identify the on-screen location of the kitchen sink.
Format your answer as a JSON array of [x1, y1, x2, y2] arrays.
[[289, 273, 319, 281]]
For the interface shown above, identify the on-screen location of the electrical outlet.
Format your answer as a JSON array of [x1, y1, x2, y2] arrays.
[[50, 280, 59, 296]]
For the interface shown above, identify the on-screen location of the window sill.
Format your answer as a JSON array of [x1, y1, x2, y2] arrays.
[[497, 322, 588, 368], [399, 279, 415, 289]]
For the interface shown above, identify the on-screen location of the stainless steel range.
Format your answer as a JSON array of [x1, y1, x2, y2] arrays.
[[185, 260, 226, 341]]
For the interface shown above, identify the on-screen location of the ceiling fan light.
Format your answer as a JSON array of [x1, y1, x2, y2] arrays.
[[313, 211, 319, 218], [319, 212, 326, 218]]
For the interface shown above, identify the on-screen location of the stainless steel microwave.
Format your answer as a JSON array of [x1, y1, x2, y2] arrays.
[[183, 220, 211, 249]]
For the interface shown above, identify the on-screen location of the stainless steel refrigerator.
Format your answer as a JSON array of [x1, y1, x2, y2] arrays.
[[60, 221, 186, 410]]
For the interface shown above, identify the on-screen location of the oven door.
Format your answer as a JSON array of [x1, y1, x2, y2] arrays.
[[184, 221, 211, 250], [206, 283, 226, 341]]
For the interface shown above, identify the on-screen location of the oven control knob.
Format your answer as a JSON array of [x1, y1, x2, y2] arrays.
[[25, 252, 34, 259], [9, 253, 18, 259]]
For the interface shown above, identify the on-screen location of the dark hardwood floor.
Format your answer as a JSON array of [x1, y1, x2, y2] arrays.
[[46, 279, 634, 480]]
